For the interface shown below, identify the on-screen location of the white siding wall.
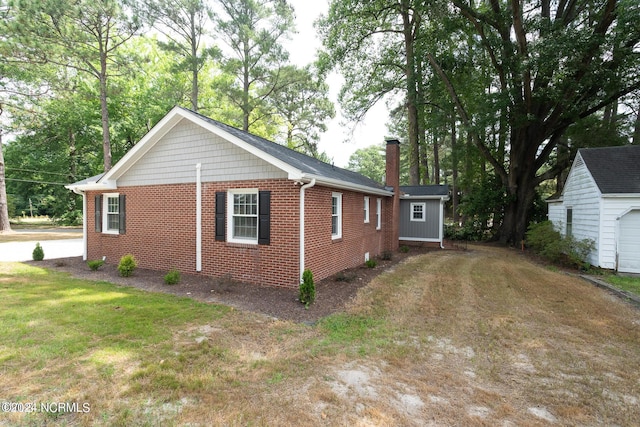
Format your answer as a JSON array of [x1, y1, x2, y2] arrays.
[[547, 200, 564, 227], [600, 197, 640, 269], [117, 119, 286, 186], [559, 156, 601, 266]]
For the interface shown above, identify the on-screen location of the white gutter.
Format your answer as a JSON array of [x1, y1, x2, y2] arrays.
[[439, 198, 445, 249], [299, 178, 316, 282], [196, 163, 202, 272], [302, 174, 392, 197]]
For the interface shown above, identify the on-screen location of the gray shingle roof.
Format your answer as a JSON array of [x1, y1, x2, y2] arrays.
[[579, 145, 640, 194], [185, 108, 387, 192], [400, 185, 449, 196]]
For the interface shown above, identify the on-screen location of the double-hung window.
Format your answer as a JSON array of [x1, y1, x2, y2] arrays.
[[228, 190, 258, 243], [96, 193, 125, 235], [364, 196, 370, 223], [106, 196, 120, 232], [566, 208, 573, 237], [411, 202, 426, 222], [332, 192, 342, 239], [376, 198, 382, 230]]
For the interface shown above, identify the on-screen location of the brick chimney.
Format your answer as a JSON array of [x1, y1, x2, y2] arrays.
[[385, 139, 400, 250]]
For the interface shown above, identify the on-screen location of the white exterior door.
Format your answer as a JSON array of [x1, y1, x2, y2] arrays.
[[618, 209, 640, 273]]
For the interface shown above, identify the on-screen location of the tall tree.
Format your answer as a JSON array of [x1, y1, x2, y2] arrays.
[[214, 0, 294, 132], [270, 65, 335, 158], [138, 0, 216, 112], [427, 0, 640, 243], [8, 0, 140, 172], [318, 0, 427, 185]]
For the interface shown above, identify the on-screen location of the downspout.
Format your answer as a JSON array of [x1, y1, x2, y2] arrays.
[[439, 198, 445, 249], [72, 189, 87, 260], [299, 179, 316, 282], [196, 163, 202, 272]]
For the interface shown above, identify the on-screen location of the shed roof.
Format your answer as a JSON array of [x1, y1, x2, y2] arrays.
[[400, 185, 450, 197], [579, 145, 640, 194]]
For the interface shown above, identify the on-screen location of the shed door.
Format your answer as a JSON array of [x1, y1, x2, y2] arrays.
[[618, 210, 640, 274]]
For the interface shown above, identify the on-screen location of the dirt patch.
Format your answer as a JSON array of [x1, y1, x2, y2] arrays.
[[29, 244, 446, 323]]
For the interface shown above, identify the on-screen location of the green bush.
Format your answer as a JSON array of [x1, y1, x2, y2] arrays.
[[164, 269, 181, 285], [380, 251, 393, 261], [117, 254, 137, 277], [87, 260, 105, 271], [525, 221, 595, 270], [299, 269, 315, 308], [400, 245, 410, 253], [32, 243, 44, 261], [365, 259, 377, 268]]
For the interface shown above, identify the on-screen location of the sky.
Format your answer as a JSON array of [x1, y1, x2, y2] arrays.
[[283, 0, 390, 167]]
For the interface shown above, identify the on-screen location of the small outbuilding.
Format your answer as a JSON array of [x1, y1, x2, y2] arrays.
[[398, 185, 449, 248], [547, 145, 640, 273]]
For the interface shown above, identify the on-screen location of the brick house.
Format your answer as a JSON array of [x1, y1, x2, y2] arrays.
[[67, 106, 448, 288]]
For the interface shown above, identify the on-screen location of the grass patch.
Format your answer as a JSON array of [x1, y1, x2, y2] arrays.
[[603, 274, 640, 297], [315, 313, 389, 356]]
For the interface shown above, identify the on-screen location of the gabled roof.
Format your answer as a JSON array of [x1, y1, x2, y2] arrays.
[[67, 106, 391, 196], [579, 145, 640, 194], [400, 185, 450, 198]]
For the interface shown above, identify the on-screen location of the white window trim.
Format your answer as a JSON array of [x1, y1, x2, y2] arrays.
[[227, 188, 259, 244], [102, 193, 120, 235], [364, 196, 370, 223], [411, 202, 426, 222], [332, 192, 342, 240], [376, 198, 382, 230]]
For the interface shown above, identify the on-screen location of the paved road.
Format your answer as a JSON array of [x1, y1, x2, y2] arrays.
[[0, 239, 83, 262]]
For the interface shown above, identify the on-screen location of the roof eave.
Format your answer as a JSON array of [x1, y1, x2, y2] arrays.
[[303, 174, 393, 196], [65, 180, 117, 193], [400, 194, 449, 200], [601, 193, 640, 198]]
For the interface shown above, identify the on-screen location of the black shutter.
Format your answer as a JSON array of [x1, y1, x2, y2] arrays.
[[95, 195, 102, 233], [215, 192, 226, 241], [118, 194, 126, 234], [258, 191, 271, 245]]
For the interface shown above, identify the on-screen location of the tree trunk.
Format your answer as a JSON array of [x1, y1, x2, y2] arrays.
[[451, 118, 459, 223], [190, 8, 199, 112], [401, 0, 420, 185], [0, 129, 11, 232], [433, 132, 440, 185], [99, 50, 112, 172], [498, 130, 541, 245], [633, 107, 640, 145]]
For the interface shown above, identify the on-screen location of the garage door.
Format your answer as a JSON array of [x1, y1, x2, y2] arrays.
[[618, 210, 640, 274]]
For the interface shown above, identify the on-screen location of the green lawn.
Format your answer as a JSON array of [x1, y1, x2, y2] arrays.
[[2, 248, 640, 426], [603, 274, 640, 297]]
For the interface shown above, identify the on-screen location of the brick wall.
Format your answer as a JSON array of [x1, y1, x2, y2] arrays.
[[86, 179, 301, 288], [86, 179, 395, 289], [304, 185, 392, 281]]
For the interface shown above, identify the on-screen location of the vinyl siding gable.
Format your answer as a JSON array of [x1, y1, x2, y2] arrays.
[[560, 155, 601, 265], [117, 119, 287, 186]]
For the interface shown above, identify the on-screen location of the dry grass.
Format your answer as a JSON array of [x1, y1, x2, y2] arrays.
[[1, 245, 640, 425]]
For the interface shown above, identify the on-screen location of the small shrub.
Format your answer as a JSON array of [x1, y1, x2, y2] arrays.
[[380, 251, 393, 261], [400, 245, 410, 253], [117, 254, 137, 277], [365, 259, 377, 268], [87, 260, 105, 271], [164, 269, 181, 285], [32, 243, 44, 261], [299, 269, 315, 308], [525, 221, 595, 270]]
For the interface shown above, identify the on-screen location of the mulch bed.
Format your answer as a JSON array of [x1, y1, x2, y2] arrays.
[[29, 244, 455, 323]]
